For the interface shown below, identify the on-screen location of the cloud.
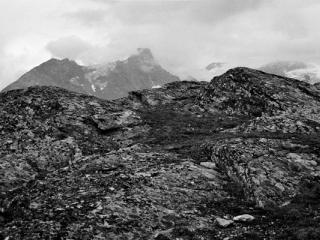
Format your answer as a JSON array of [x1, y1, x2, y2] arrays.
[[1, 0, 320, 90], [64, 9, 108, 25], [46, 36, 93, 60], [52, 0, 269, 78], [182, 0, 267, 24], [95, 0, 267, 27]]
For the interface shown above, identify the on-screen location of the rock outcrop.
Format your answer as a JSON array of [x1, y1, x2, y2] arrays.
[[1, 67, 320, 239]]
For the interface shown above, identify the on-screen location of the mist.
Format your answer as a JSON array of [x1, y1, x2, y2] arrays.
[[1, 0, 320, 90]]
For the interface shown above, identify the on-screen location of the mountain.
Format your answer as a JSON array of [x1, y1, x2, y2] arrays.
[[206, 62, 225, 71], [259, 61, 320, 84], [1, 67, 320, 239], [2, 58, 90, 94], [2, 48, 180, 100], [205, 62, 229, 79]]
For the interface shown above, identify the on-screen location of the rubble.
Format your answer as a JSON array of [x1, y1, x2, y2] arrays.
[[1, 68, 320, 239]]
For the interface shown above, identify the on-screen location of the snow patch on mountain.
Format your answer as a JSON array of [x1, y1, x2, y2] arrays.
[[285, 64, 320, 84], [259, 61, 320, 84]]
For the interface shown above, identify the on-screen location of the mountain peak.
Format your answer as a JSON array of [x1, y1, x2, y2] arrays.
[[131, 48, 156, 65], [224, 66, 257, 74], [220, 67, 265, 80], [36, 58, 81, 72], [124, 48, 159, 71], [137, 48, 153, 59], [44, 57, 78, 66], [206, 62, 225, 71], [2, 48, 179, 99]]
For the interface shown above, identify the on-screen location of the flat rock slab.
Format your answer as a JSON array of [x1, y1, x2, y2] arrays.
[[216, 217, 234, 228]]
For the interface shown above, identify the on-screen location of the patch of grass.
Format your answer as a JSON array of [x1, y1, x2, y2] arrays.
[[138, 106, 250, 147]]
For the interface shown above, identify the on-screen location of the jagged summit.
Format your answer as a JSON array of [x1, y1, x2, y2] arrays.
[[137, 48, 154, 59], [45, 57, 75, 63], [2, 48, 179, 100], [125, 48, 158, 68]]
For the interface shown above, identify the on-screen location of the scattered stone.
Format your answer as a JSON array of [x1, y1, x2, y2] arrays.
[[233, 214, 255, 222], [216, 217, 234, 227], [200, 162, 217, 169], [29, 202, 41, 209]]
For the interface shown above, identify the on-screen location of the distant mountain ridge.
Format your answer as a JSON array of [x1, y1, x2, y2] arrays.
[[259, 61, 320, 84], [2, 48, 180, 100]]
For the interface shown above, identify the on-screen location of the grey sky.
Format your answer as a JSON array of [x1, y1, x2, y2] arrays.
[[0, 0, 320, 90]]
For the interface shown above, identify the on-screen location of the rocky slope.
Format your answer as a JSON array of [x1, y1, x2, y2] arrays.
[[1, 48, 179, 100], [1, 67, 320, 239]]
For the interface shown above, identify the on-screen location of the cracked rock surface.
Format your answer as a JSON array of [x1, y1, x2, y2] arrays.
[[1, 68, 320, 239]]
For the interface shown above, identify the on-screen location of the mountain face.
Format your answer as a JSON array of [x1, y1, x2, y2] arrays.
[[206, 62, 225, 71], [2, 48, 180, 100], [259, 61, 320, 84], [1, 68, 320, 239]]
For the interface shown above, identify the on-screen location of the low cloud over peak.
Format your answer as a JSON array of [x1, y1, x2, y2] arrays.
[[46, 36, 93, 60], [1, 0, 320, 90]]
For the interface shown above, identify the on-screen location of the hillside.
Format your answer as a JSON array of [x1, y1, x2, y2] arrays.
[[1, 67, 320, 239]]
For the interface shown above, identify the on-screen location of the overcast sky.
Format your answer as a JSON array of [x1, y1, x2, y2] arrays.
[[0, 0, 320, 90]]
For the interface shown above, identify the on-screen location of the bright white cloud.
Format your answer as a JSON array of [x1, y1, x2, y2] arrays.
[[46, 36, 93, 59], [0, 0, 320, 90]]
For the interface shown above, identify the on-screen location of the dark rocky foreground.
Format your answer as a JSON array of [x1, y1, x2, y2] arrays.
[[0, 67, 320, 239]]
